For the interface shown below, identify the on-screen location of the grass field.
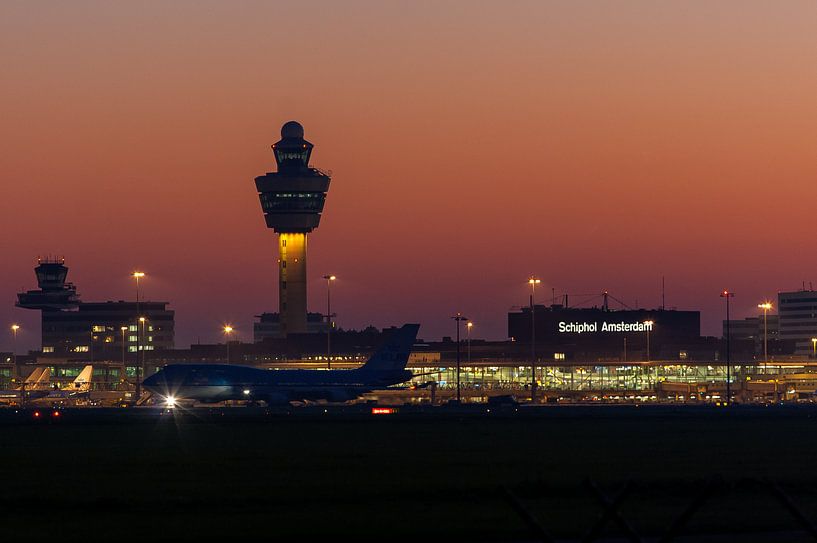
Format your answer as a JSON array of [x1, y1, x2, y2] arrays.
[[2, 405, 817, 541]]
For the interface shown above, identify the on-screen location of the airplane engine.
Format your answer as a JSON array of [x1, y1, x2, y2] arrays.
[[325, 389, 358, 402], [266, 392, 291, 405]]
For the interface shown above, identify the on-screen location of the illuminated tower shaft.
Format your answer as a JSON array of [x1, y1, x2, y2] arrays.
[[255, 122, 331, 336], [278, 233, 307, 334]]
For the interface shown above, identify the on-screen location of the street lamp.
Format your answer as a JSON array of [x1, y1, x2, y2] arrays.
[[132, 271, 145, 395], [120, 326, 127, 366], [644, 321, 654, 362], [223, 325, 234, 363], [452, 313, 468, 404], [643, 320, 654, 390], [528, 277, 541, 402], [132, 271, 145, 305], [466, 321, 473, 366], [136, 316, 146, 399], [758, 302, 772, 373], [10, 325, 19, 367], [721, 290, 735, 405], [322, 275, 336, 368]]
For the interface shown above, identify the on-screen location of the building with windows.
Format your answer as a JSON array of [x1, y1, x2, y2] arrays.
[[723, 315, 782, 356], [253, 312, 327, 343], [16, 259, 174, 356], [41, 301, 175, 356], [507, 304, 703, 361], [778, 290, 817, 356]]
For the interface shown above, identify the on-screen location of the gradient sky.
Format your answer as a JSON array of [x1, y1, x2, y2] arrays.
[[3, 1, 817, 351]]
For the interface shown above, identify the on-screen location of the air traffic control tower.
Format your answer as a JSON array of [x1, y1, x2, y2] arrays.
[[254, 121, 331, 336]]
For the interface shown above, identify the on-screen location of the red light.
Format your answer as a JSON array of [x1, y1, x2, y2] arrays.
[[371, 407, 396, 415], [33, 411, 41, 418], [52, 411, 60, 418]]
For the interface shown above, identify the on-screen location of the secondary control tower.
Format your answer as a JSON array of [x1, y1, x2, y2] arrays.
[[16, 258, 80, 311], [254, 121, 331, 336]]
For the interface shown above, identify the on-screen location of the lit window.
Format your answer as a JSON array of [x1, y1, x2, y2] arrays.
[[92, 325, 106, 333], [104, 336, 114, 343], [128, 346, 137, 353], [147, 336, 153, 342], [128, 325, 137, 332], [74, 346, 89, 353], [128, 335, 138, 342], [148, 325, 154, 332], [42, 346, 54, 353], [554, 353, 566, 360]]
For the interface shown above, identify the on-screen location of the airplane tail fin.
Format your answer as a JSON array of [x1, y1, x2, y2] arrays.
[[358, 324, 420, 374], [24, 368, 44, 387], [71, 365, 93, 391], [32, 368, 51, 390]]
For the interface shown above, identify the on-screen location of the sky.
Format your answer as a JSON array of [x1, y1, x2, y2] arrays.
[[2, 1, 817, 351]]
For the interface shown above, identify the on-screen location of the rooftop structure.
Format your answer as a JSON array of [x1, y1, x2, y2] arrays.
[[16, 258, 80, 311]]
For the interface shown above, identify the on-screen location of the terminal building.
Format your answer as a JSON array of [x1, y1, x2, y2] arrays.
[[778, 289, 817, 356], [508, 302, 705, 361], [253, 312, 327, 342], [16, 259, 175, 357]]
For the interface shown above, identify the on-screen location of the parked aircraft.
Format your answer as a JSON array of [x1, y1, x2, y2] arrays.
[[0, 367, 52, 404], [144, 324, 420, 406], [32, 365, 93, 404]]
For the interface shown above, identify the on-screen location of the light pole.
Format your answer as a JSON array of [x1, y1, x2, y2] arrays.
[[811, 338, 816, 359], [721, 290, 734, 405], [643, 320, 654, 390], [223, 325, 234, 363], [132, 271, 145, 398], [10, 325, 19, 367], [758, 302, 772, 373], [323, 275, 336, 368], [132, 271, 145, 311], [137, 317, 147, 399], [466, 321, 473, 366], [528, 277, 541, 402], [120, 326, 127, 371], [452, 313, 468, 404]]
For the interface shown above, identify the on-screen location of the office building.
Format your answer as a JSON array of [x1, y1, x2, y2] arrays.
[[253, 312, 327, 343], [16, 259, 174, 355], [41, 301, 174, 355], [508, 303, 702, 360], [778, 289, 817, 356]]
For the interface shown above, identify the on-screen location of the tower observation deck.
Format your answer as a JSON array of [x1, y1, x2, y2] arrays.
[[254, 121, 331, 336], [16, 258, 80, 311]]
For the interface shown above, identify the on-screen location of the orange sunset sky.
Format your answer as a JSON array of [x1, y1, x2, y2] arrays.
[[2, 1, 817, 350]]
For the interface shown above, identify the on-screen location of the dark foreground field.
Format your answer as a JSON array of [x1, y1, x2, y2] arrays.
[[2, 405, 817, 542]]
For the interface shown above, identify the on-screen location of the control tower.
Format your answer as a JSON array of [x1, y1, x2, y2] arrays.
[[254, 121, 331, 336], [16, 258, 80, 311]]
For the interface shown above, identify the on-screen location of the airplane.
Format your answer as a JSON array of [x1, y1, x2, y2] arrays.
[[0, 367, 53, 404], [32, 365, 93, 404], [144, 323, 420, 406]]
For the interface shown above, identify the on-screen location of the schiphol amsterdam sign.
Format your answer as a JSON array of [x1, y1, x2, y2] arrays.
[[558, 321, 654, 334]]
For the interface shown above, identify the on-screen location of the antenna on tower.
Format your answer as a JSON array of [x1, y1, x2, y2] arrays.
[[662, 275, 666, 310]]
